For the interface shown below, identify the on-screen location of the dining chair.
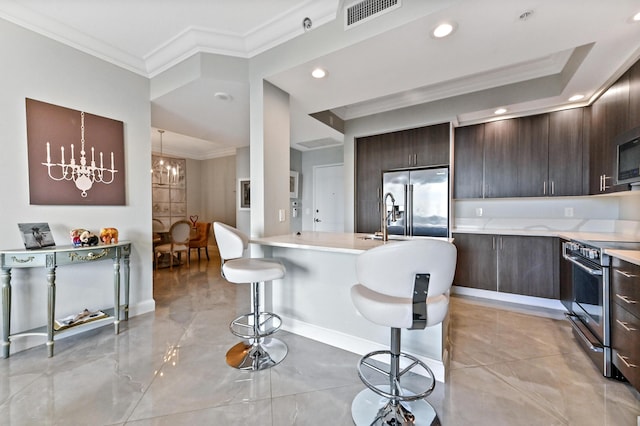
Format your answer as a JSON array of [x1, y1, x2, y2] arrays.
[[189, 222, 212, 261], [152, 218, 165, 247], [154, 220, 191, 270]]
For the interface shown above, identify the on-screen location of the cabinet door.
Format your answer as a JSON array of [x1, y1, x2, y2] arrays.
[[589, 73, 629, 194], [453, 124, 484, 198], [381, 130, 413, 170], [498, 236, 558, 299], [548, 108, 585, 196], [484, 119, 519, 198], [517, 114, 549, 196], [355, 135, 384, 233], [413, 122, 450, 167], [452, 233, 497, 291], [628, 60, 640, 130]]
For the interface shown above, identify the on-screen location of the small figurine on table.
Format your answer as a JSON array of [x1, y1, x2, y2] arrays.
[[70, 228, 87, 247], [79, 230, 99, 246], [99, 227, 119, 244]]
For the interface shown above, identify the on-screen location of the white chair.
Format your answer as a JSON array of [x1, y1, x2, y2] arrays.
[[350, 239, 457, 425], [154, 220, 191, 270], [213, 222, 287, 371]]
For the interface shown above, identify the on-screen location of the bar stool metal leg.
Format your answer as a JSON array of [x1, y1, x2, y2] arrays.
[[351, 328, 439, 426], [225, 281, 287, 371]]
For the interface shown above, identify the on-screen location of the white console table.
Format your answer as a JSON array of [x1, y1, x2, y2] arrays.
[[0, 241, 131, 358]]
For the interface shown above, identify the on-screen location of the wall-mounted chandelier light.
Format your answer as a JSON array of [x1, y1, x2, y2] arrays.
[[42, 111, 117, 197]]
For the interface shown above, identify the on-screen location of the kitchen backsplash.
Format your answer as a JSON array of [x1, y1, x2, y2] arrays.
[[454, 191, 640, 235]]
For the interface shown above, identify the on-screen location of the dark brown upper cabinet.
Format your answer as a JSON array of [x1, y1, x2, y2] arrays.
[[355, 123, 450, 233], [588, 72, 630, 194], [453, 124, 484, 199], [483, 119, 520, 198]]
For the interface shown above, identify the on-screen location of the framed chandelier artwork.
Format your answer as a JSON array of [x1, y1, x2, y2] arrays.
[[25, 98, 125, 205]]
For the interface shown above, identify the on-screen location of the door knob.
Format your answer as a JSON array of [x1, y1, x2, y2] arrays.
[[314, 218, 321, 222]]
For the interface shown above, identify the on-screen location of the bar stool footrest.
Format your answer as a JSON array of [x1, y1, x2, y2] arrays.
[[229, 311, 282, 339], [357, 350, 436, 402]]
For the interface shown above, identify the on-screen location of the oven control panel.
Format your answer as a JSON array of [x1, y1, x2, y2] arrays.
[[565, 241, 601, 261]]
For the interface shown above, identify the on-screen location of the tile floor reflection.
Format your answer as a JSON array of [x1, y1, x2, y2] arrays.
[[0, 252, 638, 425]]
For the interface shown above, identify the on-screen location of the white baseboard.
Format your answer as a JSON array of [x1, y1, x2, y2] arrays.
[[451, 286, 566, 319]]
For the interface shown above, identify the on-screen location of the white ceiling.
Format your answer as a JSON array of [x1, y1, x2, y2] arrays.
[[2, 0, 640, 158]]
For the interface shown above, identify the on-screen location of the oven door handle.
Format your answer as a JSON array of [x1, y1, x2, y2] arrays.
[[565, 313, 604, 353], [563, 254, 602, 276]]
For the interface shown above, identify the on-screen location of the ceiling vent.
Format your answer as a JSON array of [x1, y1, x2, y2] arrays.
[[296, 138, 343, 151], [345, 0, 401, 30]]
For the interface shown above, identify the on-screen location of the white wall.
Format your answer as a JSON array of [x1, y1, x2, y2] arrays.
[[200, 155, 236, 226], [186, 157, 202, 220], [236, 147, 250, 234], [0, 18, 154, 353], [290, 149, 303, 233]]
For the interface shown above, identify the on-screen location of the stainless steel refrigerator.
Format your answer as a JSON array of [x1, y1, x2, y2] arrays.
[[382, 167, 449, 237]]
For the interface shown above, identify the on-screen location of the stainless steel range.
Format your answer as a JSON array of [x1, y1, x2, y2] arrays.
[[562, 239, 640, 377]]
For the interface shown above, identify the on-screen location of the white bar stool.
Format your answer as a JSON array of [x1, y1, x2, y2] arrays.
[[213, 222, 287, 371], [350, 239, 457, 425]]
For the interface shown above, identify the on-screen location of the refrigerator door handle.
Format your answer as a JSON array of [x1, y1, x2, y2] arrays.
[[407, 184, 413, 236]]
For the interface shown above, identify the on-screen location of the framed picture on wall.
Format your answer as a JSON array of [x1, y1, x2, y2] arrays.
[[238, 178, 250, 210], [25, 98, 126, 205], [290, 171, 299, 199]]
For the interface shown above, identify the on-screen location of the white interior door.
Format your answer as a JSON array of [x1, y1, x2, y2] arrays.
[[313, 164, 344, 232]]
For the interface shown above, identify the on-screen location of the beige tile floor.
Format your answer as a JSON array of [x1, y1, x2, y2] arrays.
[[0, 252, 638, 425]]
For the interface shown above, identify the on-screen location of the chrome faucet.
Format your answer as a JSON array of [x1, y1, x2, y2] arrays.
[[381, 192, 396, 242]]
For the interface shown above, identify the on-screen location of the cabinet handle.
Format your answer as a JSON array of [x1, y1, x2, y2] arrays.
[[413, 154, 417, 165], [551, 181, 555, 195], [616, 353, 637, 368], [602, 174, 611, 192], [615, 269, 638, 278], [492, 237, 495, 250], [616, 319, 637, 332], [615, 293, 638, 304], [409, 154, 412, 165], [543, 181, 547, 195]]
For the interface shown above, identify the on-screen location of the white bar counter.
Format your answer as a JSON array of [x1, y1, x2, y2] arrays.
[[252, 232, 451, 382]]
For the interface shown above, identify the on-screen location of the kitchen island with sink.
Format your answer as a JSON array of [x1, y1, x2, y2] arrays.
[[252, 232, 453, 382]]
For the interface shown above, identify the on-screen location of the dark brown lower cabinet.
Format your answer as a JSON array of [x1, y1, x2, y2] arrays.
[[452, 233, 496, 291], [452, 233, 559, 299], [611, 257, 640, 392]]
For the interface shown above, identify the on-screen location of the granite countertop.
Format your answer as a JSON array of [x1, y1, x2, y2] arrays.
[[606, 249, 640, 266], [251, 232, 452, 254]]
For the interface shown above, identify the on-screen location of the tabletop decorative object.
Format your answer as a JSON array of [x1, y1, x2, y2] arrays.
[[99, 227, 119, 244], [18, 222, 56, 249]]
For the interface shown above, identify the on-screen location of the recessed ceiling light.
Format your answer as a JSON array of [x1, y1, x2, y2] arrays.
[[494, 108, 507, 115], [569, 94, 585, 102], [432, 22, 456, 38], [633, 11, 640, 21], [311, 68, 327, 79], [214, 92, 232, 101]]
